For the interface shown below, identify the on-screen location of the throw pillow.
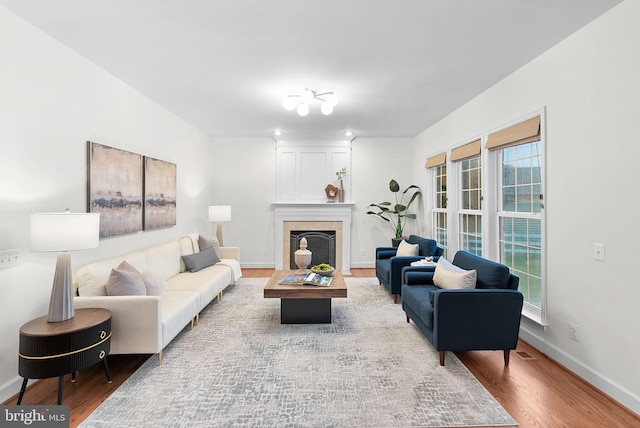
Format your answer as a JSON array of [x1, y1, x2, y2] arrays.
[[396, 240, 419, 257], [117, 260, 139, 273], [181, 246, 220, 273], [106, 268, 147, 296], [433, 257, 477, 290], [199, 235, 222, 258], [141, 270, 165, 296]]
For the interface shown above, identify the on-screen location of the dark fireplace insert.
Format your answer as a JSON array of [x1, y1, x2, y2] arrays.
[[290, 230, 336, 269]]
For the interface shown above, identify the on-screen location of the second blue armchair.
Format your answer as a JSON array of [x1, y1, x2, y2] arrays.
[[375, 235, 443, 303]]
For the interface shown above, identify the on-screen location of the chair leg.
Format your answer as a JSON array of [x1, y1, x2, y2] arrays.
[[406, 315, 410, 323], [439, 351, 445, 366], [504, 350, 510, 366]]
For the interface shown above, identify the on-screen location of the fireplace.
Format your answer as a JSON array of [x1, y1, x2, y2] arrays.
[[273, 203, 353, 274]]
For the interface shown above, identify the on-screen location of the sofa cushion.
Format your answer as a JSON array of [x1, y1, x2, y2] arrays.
[[396, 240, 419, 256], [178, 236, 196, 273], [401, 284, 439, 330], [182, 247, 220, 272], [106, 268, 147, 296], [433, 258, 477, 290], [407, 235, 438, 257], [145, 241, 181, 280], [452, 251, 510, 289]]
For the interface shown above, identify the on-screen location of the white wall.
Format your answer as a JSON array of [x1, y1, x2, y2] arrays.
[[352, 138, 420, 263], [0, 7, 215, 400], [413, 1, 640, 413]]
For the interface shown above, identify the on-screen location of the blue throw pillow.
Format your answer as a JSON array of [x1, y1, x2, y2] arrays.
[[181, 247, 220, 273]]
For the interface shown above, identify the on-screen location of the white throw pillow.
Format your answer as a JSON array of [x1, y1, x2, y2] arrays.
[[396, 240, 419, 257], [433, 257, 477, 290], [141, 270, 166, 296]]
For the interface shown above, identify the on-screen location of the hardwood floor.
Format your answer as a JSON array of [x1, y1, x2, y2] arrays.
[[6, 268, 639, 427]]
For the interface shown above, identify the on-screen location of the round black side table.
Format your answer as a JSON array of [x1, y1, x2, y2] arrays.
[[17, 308, 112, 405]]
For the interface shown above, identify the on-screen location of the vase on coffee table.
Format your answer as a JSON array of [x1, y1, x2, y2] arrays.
[[294, 237, 312, 272]]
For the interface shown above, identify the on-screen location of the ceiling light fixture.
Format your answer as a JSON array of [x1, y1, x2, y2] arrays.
[[283, 88, 338, 116]]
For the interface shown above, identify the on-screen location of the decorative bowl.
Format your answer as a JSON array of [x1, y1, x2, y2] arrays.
[[311, 267, 335, 277]]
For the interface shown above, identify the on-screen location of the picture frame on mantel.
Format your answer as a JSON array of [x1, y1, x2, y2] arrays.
[[143, 156, 176, 230], [87, 141, 143, 237]]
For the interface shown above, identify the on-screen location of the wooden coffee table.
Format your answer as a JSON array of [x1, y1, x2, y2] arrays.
[[264, 270, 348, 324]]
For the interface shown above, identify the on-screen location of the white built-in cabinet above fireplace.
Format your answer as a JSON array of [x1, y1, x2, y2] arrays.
[[274, 139, 353, 273], [276, 139, 351, 203]]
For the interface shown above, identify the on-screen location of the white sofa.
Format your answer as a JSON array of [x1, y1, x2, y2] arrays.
[[73, 233, 241, 364]]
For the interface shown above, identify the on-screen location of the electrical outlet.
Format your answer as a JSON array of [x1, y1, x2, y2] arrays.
[[569, 322, 579, 342], [0, 249, 20, 269], [593, 243, 605, 261]]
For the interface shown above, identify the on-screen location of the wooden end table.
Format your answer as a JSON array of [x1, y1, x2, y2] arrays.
[[17, 308, 112, 405], [264, 270, 348, 324]]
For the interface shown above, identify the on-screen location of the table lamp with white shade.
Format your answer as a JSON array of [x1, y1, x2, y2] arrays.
[[208, 205, 231, 246], [30, 210, 100, 322]]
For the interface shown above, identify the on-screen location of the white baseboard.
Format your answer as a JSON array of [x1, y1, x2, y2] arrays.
[[239, 262, 275, 269], [348, 262, 375, 269], [0, 376, 28, 404], [520, 325, 640, 416]]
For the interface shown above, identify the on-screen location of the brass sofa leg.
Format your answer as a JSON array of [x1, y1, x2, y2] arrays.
[[158, 351, 163, 365]]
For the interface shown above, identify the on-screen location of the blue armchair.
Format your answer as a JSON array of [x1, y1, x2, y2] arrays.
[[375, 235, 444, 303], [401, 251, 523, 366]]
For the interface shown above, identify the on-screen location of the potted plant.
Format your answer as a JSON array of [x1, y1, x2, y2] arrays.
[[367, 179, 422, 246]]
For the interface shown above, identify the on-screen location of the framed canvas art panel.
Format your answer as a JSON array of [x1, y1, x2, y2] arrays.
[[87, 141, 143, 237], [144, 156, 176, 230]]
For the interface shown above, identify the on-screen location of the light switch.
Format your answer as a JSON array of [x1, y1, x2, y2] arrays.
[[0, 249, 20, 269]]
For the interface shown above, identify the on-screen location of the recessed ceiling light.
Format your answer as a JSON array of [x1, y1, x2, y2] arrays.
[[273, 130, 282, 136], [345, 131, 353, 137]]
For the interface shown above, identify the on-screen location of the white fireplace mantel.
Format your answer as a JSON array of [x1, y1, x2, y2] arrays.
[[273, 202, 353, 274]]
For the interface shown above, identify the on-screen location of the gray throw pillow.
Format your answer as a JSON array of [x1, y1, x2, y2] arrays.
[[106, 268, 147, 296], [181, 246, 220, 273], [141, 270, 165, 296]]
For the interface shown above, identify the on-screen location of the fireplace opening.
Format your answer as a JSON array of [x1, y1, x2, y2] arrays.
[[290, 231, 336, 269]]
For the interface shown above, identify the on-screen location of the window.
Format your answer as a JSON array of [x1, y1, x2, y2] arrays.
[[434, 164, 448, 257], [459, 157, 482, 255], [498, 142, 543, 309], [425, 152, 448, 257], [488, 114, 546, 324]]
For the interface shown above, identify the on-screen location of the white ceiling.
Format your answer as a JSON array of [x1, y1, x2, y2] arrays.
[[1, 0, 621, 139]]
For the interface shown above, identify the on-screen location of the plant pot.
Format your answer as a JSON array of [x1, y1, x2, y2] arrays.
[[392, 237, 407, 247]]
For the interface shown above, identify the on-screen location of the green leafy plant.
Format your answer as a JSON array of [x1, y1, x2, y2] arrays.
[[367, 179, 422, 239]]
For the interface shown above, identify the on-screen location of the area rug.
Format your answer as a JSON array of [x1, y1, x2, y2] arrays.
[[80, 277, 517, 428]]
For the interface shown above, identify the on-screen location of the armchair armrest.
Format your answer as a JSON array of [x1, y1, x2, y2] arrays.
[[431, 289, 524, 350], [375, 247, 397, 260], [219, 246, 240, 261], [402, 265, 436, 285]]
